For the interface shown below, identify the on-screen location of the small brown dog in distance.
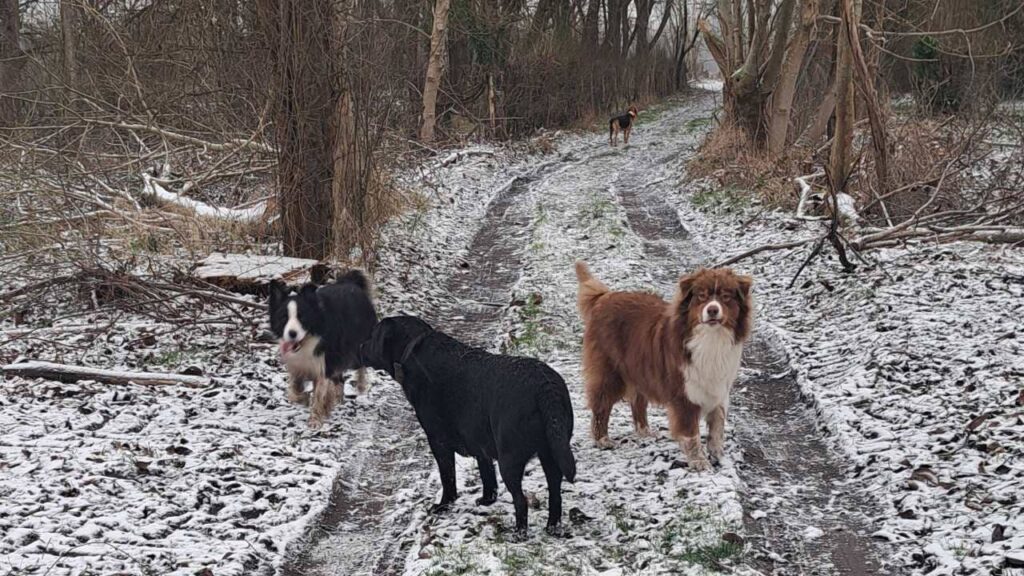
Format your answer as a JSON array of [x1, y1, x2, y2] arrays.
[[609, 105, 638, 147], [575, 261, 753, 471]]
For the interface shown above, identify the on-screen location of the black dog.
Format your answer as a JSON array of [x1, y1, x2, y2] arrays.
[[609, 104, 638, 146], [359, 315, 576, 538], [268, 270, 377, 427]]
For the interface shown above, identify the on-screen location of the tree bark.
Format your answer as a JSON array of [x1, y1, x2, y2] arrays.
[[829, 0, 861, 193], [258, 0, 337, 259], [60, 0, 79, 91], [604, 0, 627, 55], [583, 0, 601, 48], [766, 0, 817, 156], [0, 0, 24, 123], [420, 0, 451, 143], [846, 0, 888, 195]]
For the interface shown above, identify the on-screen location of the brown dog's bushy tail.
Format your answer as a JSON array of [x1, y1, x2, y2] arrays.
[[575, 260, 608, 323]]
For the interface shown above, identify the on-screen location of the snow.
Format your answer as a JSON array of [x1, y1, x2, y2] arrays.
[[0, 141, 521, 575], [390, 96, 751, 575], [675, 164, 1024, 573], [3, 88, 1021, 575]]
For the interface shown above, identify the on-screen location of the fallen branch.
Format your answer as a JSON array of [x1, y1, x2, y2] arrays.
[[3, 361, 210, 388], [438, 148, 496, 167], [713, 238, 813, 268], [142, 173, 268, 223], [84, 118, 275, 154], [795, 172, 828, 221]]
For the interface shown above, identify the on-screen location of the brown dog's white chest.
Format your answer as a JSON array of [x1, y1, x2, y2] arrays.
[[681, 324, 743, 413]]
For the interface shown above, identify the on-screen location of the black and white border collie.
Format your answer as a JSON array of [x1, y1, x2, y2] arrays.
[[268, 270, 377, 428]]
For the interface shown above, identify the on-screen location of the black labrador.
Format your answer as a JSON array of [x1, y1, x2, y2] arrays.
[[359, 315, 576, 538]]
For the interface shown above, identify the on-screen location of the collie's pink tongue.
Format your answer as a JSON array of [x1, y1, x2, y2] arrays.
[[280, 341, 295, 356]]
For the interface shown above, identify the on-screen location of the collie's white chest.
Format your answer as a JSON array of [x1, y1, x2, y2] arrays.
[[682, 325, 743, 413], [283, 335, 325, 380]]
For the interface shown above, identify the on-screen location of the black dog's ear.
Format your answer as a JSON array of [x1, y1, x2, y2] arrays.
[[298, 283, 318, 300], [269, 279, 288, 308]]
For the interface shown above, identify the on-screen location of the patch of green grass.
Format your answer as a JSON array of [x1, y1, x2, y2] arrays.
[[684, 116, 713, 133], [677, 541, 743, 571], [607, 222, 626, 239], [608, 503, 636, 535], [152, 350, 184, 367], [424, 545, 481, 576], [506, 293, 548, 354], [582, 194, 615, 221], [691, 185, 751, 211], [657, 507, 744, 573], [129, 233, 163, 254], [535, 203, 548, 226]]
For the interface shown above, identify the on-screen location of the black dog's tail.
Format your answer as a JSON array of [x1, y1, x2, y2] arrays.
[[538, 369, 576, 482], [336, 269, 370, 291]]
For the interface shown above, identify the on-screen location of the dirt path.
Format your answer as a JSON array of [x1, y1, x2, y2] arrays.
[[606, 95, 892, 575], [284, 91, 891, 575], [282, 165, 551, 576]]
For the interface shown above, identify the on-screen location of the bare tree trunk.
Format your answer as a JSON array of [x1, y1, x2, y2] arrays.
[[487, 73, 497, 136], [258, 0, 337, 259], [846, 0, 888, 195], [420, 0, 451, 143], [767, 0, 817, 156], [829, 0, 861, 193], [0, 0, 24, 123], [332, 88, 370, 260], [60, 0, 78, 91], [798, 88, 836, 147], [583, 0, 601, 48], [605, 0, 623, 54]]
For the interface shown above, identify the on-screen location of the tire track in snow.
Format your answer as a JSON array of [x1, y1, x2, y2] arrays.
[[282, 165, 555, 575], [608, 93, 892, 575]]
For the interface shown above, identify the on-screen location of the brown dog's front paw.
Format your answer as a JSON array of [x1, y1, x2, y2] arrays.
[[287, 390, 310, 406], [679, 436, 710, 471], [688, 456, 711, 472], [635, 426, 659, 439], [708, 444, 724, 464], [595, 436, 616, 449]]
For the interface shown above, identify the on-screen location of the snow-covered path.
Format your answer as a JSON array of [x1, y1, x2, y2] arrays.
[[5, 89, 1019, 576], [287, 92, 892, 575]]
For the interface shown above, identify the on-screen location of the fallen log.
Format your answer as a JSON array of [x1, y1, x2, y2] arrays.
[[2, 361, 210, 388], [193, 252, 326, 292], [142, 173, 269, 223]]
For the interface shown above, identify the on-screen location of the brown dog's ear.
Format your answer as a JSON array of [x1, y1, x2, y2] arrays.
[[735, 275, 753, 302], [678, 272, 698, 307]]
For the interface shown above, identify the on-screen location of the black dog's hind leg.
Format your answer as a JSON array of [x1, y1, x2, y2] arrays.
[[428, 438, 458, 513], [538, 449, 566, 536], [498, 458, 529, 540], [476, 457, 498, 506]]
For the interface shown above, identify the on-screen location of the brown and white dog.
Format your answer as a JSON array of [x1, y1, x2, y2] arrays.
[[609, 105, 639, 147], [575, 261, 753, 470]]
